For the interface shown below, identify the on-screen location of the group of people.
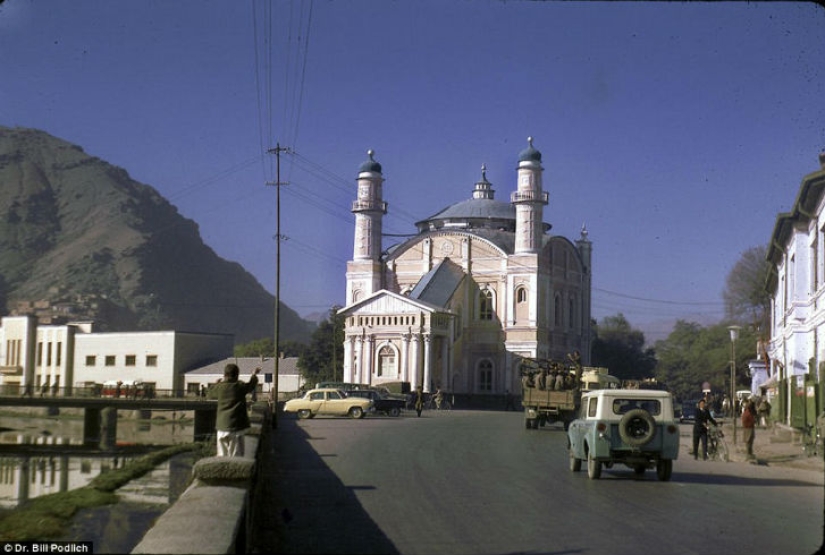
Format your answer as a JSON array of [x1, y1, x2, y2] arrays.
[[521, 365, 577, 391], [692, 396, 760, 461]]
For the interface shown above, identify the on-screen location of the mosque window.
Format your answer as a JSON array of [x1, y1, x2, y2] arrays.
[[377, 345, 396, 377], [478, 360, 493, 392], [479, 289, 494, 320]]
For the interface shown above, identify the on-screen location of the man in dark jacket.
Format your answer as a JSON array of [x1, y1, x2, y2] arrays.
[[208, 364, 260, 457], [692, 398, 718, 460]]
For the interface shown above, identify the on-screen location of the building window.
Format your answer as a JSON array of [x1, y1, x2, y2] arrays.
[[36, 342, 43, 366], [554, 293, 562, 327], [478, 360, 493, 392], [125, 355, 136, 366], [377, 345, 396, 377], [146, 355, 158, 367], [86, 355, 96, 366], [479, 289, 494, 320], [105, 356, 116, 367], [56, 342, 62, 366], [515, 286, 528, 323]]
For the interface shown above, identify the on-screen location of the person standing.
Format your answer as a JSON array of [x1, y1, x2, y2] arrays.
[[414, 386, 424, 417], [742, 399, 756, 460], [692, 399, 718, 460], [208, 364, 260, 457]]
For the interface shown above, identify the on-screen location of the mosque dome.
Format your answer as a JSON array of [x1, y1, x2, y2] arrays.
[[518, 136, 542, 164], [358, 149, 382, 173]]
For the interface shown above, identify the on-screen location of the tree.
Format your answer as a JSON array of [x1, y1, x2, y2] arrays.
[[591, 313, 656, 381], [653, 320, 758, 403], [723, 245, 771, 334], [297, 306, 345, 386], [234, 337, 306, 358]]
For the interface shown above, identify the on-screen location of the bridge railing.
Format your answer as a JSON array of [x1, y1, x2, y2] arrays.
[[0, 384, 228, 401]]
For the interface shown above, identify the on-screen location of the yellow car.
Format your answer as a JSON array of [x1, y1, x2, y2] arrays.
[[283, 388, 373, 419]]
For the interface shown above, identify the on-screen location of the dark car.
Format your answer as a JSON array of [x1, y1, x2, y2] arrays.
[[347, 389, 405, 417], [679, 399, 700, 423]]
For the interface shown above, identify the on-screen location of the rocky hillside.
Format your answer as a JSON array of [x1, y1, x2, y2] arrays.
[[0, 126, 314, 344]]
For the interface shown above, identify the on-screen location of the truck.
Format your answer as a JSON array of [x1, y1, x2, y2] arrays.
[[520, 358, 619, 430]]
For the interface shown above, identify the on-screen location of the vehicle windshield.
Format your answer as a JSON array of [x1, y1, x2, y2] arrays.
[[612, 399, 661, 416]]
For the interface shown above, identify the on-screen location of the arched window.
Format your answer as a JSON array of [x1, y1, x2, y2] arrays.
[[377, 345, 396, 377], [479, 289, 494, 320], [554, 293, 562, 327], [478, 360, 493, 392], [515, 286, 528, 323]]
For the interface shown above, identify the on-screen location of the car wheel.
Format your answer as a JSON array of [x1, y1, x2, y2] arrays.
[[297, 409, 311, 420], [657, 459, 673, 481], [587, 449, 602, 480], [569, 450, 582, 472], [389, 407, 401, 417], [349, 406, 364, 419], [633, 464, 646, 475], [618, 409, 657, 447]]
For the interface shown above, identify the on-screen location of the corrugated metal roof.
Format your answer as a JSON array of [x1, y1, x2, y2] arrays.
[[410, 258, 464, 308], [184, 356, 300, 376]]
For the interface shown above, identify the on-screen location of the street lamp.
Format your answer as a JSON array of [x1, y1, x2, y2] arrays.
[[728, 325, 741, 445]]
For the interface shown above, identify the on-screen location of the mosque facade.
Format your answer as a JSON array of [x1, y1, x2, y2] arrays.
[[338, 138, 593, 395]]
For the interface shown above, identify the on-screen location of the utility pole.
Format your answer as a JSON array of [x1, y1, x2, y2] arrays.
[[267, 143, 290, 428]]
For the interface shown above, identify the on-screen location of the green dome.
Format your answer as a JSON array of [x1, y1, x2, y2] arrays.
[[518, 137, 541, 163], [358, 149, 382, 173]]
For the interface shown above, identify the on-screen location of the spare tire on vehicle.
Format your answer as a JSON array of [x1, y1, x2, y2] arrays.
[[618, 408, 657, 447]]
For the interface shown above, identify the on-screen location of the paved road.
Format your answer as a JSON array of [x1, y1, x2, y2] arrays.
[[251, 410, 824, 555]]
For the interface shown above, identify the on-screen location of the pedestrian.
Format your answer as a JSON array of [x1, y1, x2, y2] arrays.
[[414, 386, 424, 417], [742, 399, 756, 460], [207, 363, 260, 457], [721, 395, 731, 418], [692, 398, 718, 460], [757, 396, 771, 428], [504, 389, 516, 411]]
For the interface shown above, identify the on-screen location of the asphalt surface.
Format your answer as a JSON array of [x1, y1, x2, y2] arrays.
[[250, 412, 824, 554]]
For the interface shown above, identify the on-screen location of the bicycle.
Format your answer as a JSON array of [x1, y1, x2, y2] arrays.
[[707, 426, 729, 462], [423, 394, 452, 411], [802, 423, 823, 457]]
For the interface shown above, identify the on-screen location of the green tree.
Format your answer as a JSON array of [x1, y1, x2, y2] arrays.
[[234, 337, 306, 358], [591, 313, 656, 381], [654, 320, 758, 403], [298, 306, 344, 386], [723, 245, 771, 333]]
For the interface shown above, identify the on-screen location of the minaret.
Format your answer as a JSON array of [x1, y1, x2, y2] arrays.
[[512, 137, 548, 254], [576, 224, 593, 365], [346, 150, 387, 304]]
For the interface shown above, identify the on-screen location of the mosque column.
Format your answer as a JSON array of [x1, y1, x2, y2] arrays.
[[364, 335, 374, 385], [401, 332, 410, 384], [423, 335, 432, 392], [353, 336, 363, 384], [343, 337, 353, 383], [411, 334, 421, 389]]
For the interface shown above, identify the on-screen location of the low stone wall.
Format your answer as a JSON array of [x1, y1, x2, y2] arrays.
[[132, 402, 270, 554]]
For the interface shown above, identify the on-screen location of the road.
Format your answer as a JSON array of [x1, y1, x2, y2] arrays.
[[251, 410, 824, 555]]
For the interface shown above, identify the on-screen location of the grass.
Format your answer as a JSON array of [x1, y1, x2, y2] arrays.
[[0, 442, 210, 541]]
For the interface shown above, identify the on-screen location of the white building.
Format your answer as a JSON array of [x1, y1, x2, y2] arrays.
[[0, 315, 233, 395], [765, 151, 825, 428], [339, 138, 593, 395]]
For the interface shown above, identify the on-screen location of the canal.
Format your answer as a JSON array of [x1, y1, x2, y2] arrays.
[[0, 409, 202, 552]]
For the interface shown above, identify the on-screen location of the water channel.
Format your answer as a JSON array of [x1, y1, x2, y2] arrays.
[[0, 409, 203, 552]]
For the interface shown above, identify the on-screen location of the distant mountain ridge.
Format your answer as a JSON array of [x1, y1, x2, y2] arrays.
[[0, 126, 314, 344]]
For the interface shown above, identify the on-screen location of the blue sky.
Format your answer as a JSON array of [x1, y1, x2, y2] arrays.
[[2, 1, 824, 343]]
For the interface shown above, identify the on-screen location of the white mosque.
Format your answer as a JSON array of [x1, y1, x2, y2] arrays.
[[338, 138, 593, 396]]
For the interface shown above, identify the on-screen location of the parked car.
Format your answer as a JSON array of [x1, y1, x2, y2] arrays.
[[283, 388, 373, 419], [679, 399, 700, 423], [567, 389, 680, 481], [347, 389, 406, 417]]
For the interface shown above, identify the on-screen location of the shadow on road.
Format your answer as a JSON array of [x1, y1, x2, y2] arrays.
[[251, 416, 399, 554]]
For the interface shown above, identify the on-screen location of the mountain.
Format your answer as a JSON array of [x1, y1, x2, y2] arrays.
[[0, 126, 314, 344]]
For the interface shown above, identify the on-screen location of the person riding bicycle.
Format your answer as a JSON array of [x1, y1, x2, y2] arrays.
[[692, 398, 718, 460]]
